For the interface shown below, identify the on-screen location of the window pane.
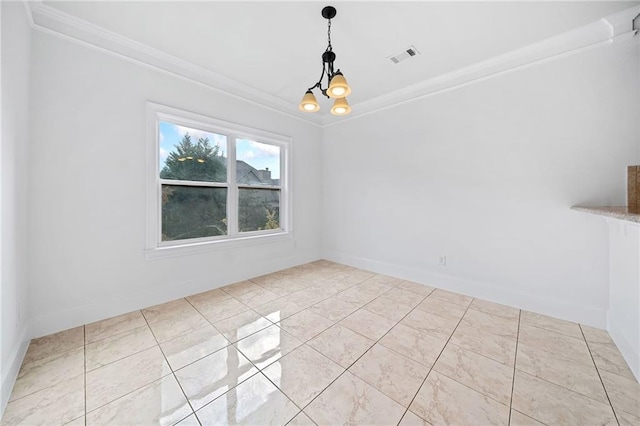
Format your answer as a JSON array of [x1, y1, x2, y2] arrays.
[[162, 185, 227, 241], [238, 189, 280, 232], [236, 139, 280, 185], [159, 121, 227, 183]]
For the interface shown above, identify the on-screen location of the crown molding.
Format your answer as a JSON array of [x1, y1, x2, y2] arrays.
[[26, 2, 639, 129], [22, 0, 34, 26], [27, 1, 323, 127], [323, 4, 640, 127], [603, 4, 640, 38]]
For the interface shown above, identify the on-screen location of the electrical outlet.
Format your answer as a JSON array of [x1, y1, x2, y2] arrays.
[[438, 256, 447, 266]]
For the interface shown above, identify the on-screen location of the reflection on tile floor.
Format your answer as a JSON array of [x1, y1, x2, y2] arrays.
[[2, 260, 638, 425]]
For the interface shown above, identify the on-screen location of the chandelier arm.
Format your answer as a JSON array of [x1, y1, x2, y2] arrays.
[[307, 59, 327, 93], [319, 62, 331, 98]]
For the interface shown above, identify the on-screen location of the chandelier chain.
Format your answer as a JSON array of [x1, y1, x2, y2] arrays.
[[327, 19, 332, 51]]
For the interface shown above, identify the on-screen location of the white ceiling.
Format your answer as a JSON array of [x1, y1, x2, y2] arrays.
[[43, 1, 638, 116]]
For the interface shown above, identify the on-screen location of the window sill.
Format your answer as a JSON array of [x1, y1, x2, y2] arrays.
[[145, 231, 293, 260]]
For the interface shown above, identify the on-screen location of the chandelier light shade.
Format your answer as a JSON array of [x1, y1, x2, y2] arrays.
[[327, 71, 351, 98], [299, 6, 352, 116], [330, 97, 351, 115], [299, 90, 320, 112]]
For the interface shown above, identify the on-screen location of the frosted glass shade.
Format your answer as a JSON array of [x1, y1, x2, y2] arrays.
[[330, 97, 351, 116], [298, 90, 320, 112], [327, 73, 351, 98]]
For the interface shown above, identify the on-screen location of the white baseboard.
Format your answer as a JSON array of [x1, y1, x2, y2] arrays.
[[324, 250, 608, 329], [1, 323, 31, 417], [608, 314, 640, 382], [30, 252, 320, 338]]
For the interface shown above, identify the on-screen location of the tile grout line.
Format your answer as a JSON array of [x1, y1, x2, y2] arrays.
[[258, 366, 314, 424], [85, 323, 151, 347], [234, 292, 333, 425], [290, 282, 416, 414], [84, 321, 186, 416], [183, 294, 284, 349], [416, 312, 521, 408], [525, 322, 589, 342], [271, 277, 389, 340], [336, 289, 430, 350], [18, 321, 158, 423], [507, 309, 522, 425], [271, 280, 417, 421], [175, 272, 372, 402], [435, 337, 515, 372], [579, 324, 621, 426], [228, 275, 401, 425], [516, 363, 623, 412], [177, 348, 269, 424], [364, 288, 458, 360], [513, 328, 628, 407], [439, 311, 610, 422], [84, 333, 160, 373], [198, 274, 349, 338], [140, 307, 201, 425], [412, 309, 521, 407], [307, 281, 418, 345], [336, 288, 513, 382], [180, 272, 352, 425], [343, 286, 435, 411], [396, 295, 475, 425], [84, 310, 149, 343], [251, 269, 376, 318], [189, 271, 428, 424], [284, 286, 477, 422], [185, 293, 252, 326], [190, 317, 317, 423]]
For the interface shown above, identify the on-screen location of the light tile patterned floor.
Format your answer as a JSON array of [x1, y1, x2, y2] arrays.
[[2, 260, 639, 425]]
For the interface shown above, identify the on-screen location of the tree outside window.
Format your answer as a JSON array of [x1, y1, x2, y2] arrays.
[[158, 121, 283, 243]]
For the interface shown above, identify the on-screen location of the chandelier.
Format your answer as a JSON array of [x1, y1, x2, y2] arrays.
[[299, 6, 352, 116]]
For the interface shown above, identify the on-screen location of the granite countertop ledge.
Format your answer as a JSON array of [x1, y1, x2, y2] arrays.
[[571, 206, 640, 224]]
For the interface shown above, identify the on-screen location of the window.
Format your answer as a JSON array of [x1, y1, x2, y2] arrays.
[[146, 103, 291, 258]]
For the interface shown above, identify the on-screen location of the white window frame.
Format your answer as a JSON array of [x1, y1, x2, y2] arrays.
[[145, 102, 293, 260]]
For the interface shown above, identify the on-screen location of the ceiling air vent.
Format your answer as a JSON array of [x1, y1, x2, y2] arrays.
[[388, 46, 420, 64]]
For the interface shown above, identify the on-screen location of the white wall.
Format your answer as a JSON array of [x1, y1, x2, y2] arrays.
[[607, 220, 640, 380], [1, 1, 32, 413], [27, 31, 323, 337], [323, 39, 640, 328]]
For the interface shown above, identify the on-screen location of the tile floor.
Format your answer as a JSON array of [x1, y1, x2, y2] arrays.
[[2, 260, 639, 425]]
